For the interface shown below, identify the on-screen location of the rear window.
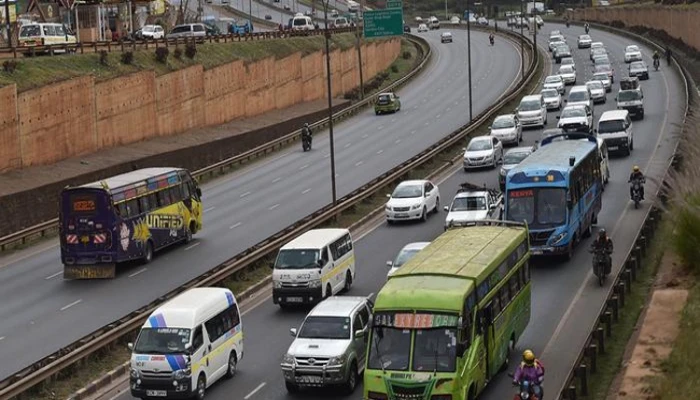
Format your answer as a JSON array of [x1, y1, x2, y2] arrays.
[[293, 18, 308, 26]]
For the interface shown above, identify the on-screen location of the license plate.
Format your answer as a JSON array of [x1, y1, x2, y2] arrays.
[[146, 390, 167, 397], [531, 249, 543, 255], [395, 213, 408, 217], [286, 297, 303, 303], [608, 146, 618, 151], [297, 375, 322, 383]]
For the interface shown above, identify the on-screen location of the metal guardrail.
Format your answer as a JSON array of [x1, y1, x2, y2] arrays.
[[0, 27, 356, 58], [557, 20, 694, 400], [0, 28, 537, 399]]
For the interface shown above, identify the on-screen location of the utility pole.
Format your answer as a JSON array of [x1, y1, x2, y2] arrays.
[[520, 0, 524, 78], [322, 0, 337, 205], [467, 1, 472, 121], [355, 0, 364, 99], [3, 0, 12, 49]]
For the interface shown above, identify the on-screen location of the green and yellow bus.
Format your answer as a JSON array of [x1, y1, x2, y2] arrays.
[[363, 220, 531, 400]]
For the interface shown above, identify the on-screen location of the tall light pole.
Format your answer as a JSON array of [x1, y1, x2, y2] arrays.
[[322, 0, 338, 205], [355, 0, 365, 99], [249, 0, 253, 27], [466, 2, 473, 121], [520, 0, 525, 78]]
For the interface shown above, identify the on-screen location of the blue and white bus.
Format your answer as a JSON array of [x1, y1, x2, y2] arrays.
[[504, 133, 602, 259]]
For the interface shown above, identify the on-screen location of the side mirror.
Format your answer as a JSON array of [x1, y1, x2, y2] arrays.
[[564, 99, 568, 103], [614, 97, 617, 101], [424, 192, 430, 197], [594, 128, 598, 134], [184, 343, 192, 353], [270, 262, 275, 269], [196, 188, 202, 197], [386, 260, 393, 267], [318, 259, 327, 267], [355, 329, 365, 338], [443, 206, 449, 212], [556, 116, 560, 119], [128, 342, 134, 350], [489, 204, 497, 210], [290, 328, 298, 337]]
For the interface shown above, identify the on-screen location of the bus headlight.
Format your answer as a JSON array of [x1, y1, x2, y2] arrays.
[[130, 368, 140, 379], [173, 368, 191, 380], [309, 279, 322, 288], [273, 280, 282, 289], [327, 354, 347, 366], [550, 232, 568, 246]]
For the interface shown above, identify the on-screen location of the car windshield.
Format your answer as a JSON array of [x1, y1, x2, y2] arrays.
[[506, 188, 567, 228], [559, 66, 573, 74], [393, 248, 423, 268], [568, 91, 587, 102], [618, 90, 641, 101], [451, 196, 487, 211], [377, 94, 391, 105], [562, 58, 574, 65], [492, 117, 515, 129], [579, 35, 591, 40], [412, 328, 458, 372], [598, 119, 626, 133], [274, 249, 320, 269], [504, 151, 530, 165], [593, 73, 608, 81], [631, 62, 645, 69], [520, 100, 541, 111], [545, 76, 561, 83], [298, 316, 351, 339], [596, 65, 611, 73], [594, 57, 609, 65], [541, 89, 558, 98], [626, 45, 639, 52], [587, 81, 603, 90], [467, 139, 493, 151], [368, 327, 411, 371], [134, 328, 191, 355], [143, 26, 155, 32], [392, 184, 423, 198], [561, 108, 586, 118], [592, 43, 603, 48]]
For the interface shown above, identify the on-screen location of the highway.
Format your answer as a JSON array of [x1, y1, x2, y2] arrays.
[[103, 23, 686, 400], [0, 30, 522, 382]]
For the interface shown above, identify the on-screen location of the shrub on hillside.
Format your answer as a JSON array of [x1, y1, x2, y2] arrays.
[[99, 50, 109, 66], [174, 47, 183, 60], [185, 43, 197, 59], [121, 51, 134, 65], [155, 47, 169, 63]]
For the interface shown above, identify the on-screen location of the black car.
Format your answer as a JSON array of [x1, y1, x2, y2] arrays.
[[404, 24, 411, 33]]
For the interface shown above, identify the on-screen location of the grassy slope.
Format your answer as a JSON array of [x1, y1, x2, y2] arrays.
[[0, 33, 360, 92]]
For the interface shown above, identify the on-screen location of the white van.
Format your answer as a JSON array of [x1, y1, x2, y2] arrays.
[[272, 228, 355, 308], [596, 109, 633, 156], [516, 94, 547, 128], [129, 288, 243, 400], [18, 23, 76, 52], [428, 16, 440, 29], [291, 13, 315, 30], [566, 85, 593, 109]]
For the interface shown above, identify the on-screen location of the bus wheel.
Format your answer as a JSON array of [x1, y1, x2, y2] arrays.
[[583, 221, 592, 238], [467, 385, 476, 400], [343, 271, 353, 292], [143, 241, 154, 264], [194, 374, 206, 400], [185, 223, 194, 243], [325, 284, 332, 299]]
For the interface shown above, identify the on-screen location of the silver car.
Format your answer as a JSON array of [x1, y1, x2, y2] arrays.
[[499, 146, 534, 189], [629, 61, 649, 80], [586, 80, 607, 104], [577, 34, 592, 48], [593, 72, 612, 92], [543, 74, 565, 94], [489, 114, 522, 145], [558, 64, 577, 85], [282, 296, 373, 394], [541, 88, 562, 110], [166, 23, 207, 39]]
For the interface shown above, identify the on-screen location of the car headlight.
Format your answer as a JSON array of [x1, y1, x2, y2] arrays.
[[411, 204, 422, 210], [550, 232, 568, 245], [327, 354, 347, 366], [385, 205, 391, 211], [173, 368, 191, 380], [500, 168, 507, 176], [273, 280, 282, 289], [308, 279, 322, 288], [282, 353, 295, 364], [521, 392, 530, 400], [130, 368, 140, 379]]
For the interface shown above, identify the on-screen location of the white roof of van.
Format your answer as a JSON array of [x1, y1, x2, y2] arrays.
[[282, 228, 349, 249], [144, 288, 235, 329], [599, 109, 629, 122], [308, 296, 368, 317]]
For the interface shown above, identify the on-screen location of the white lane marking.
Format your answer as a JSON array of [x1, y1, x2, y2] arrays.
[[362, 134, 369, 139], [410, 130, 416, 135], [272, 177, 282, 183], [324, 154, 330, 159], [376, 150, 384, 155], [302, 188, 311, 194], [230, 222, 242, 230], [185, 242, 200, 251], [244, 382, 267, 400], [299, 164, 309, 170], [0, 336, 4, 341], [344, 143, 351, 148], [377, 126, 384, 130], [424, 121, 430, 126], [269, 204, 280, 210], [436, 114, 442, 119], [391, 118, 396, 122], [128, 268, 147, 278], [413, 105, 418, 109], [355, 161, 364, 167], [461, 95, 466, 99], [60, 299, 82, 311], [240, 191, 251, 198], [395, 139, 401, 144], [203, 206, 216, 213], [446, 107, 452, 112], [45, 270, 63, 280]]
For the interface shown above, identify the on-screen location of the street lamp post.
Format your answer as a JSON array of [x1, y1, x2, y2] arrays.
[[466, 2, 473, 121], [249, 0, 253, 27], [355, 0, 365, 99], [520, 0, 524, 78], [322, 0, 338, 205]]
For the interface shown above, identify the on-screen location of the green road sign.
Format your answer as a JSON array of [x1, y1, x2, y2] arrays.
[[386, 0, 402, 9], [363, 8, 403, 38]]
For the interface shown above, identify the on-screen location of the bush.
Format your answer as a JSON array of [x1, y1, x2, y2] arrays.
[[185, 43, 197, 59], [2, 60, 17, 73], [402, 51, 412, 60], [121, 51, 134, 65], [391, 65, 399, 73], [155, 47, 169, 63], [174, 47, 183, 60], [99, 50, 109, 66]]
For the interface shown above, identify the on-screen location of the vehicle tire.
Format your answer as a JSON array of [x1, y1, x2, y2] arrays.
[[343, 361, 359, 394], [629, 139, 634, 151], [639, 110, 644, 120], [375, 110, 380, 115], [194, 374, 206, 400], [225, 352, 237, 378], [500, 336, 515, 372], [285, 381, 300, 393], [464, 167, 469, 172], [143, 241, 154, 264], [433, 197, 440, 213], [325, 284, 332, 299], [599, 272, 605, 286], [583, 219, 592, 238], [386, 219, 394, 225], [343, 270, 353, 292], [421, 207, 428, 222], [565, 240, 574, 261], [184, 225, 193, 243]]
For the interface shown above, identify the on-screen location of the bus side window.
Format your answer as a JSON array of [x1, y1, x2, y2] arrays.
[[126, 199, 140, 217], [117, 202, 128, 217], [499, 285, 510, 308], [520, 261, 531, 285], [157, 190, 172, 207], [139, 196, 151, 214], [148, 193, 158, 210], [182, 182, 191, 199], [509, 273, 520, 296], [191, 326, 204, 352]]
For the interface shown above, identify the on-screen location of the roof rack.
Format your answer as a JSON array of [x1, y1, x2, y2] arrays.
[[446, 219, 528, 229], [456, 181, 502, 197]]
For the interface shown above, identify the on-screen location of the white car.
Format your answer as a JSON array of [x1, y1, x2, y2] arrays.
[[541, 88, 562, 110], [543, 74, 565, 94], [443, 189, 502, 228], [138, 24, 165, 39], [586, 80, 606, 104], [450, 16, 460, 24], [590, 47, 608, 62], [417, 23, 428, 32], [385, 180, 440, 223], [557, 104, 593, 134], [478, 17, 488, 25], [549, 38, 566, 52], [624, 45, 643, 63], [560, 57, 576, 70], [549, 30, 561, 37], [463, 136, 503, 170], [441, 32, 453, 43], [386, 242, 430, 277], [577, 34, 592, 48], [558, 64, 577, 85], [592, 72, 612, 92], [489, 114, 522, 145]]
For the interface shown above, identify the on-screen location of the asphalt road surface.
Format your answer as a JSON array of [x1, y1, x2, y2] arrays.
[[104, 23, 686, 400], [0, 30, 522, 381]]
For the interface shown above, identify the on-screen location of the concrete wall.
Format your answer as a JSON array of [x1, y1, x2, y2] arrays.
[[572, 6, 699, 52], [0, 38, 401, 173]]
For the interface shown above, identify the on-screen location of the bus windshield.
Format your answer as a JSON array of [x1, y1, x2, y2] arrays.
[[412, 328, 458, 372], [134, 327, 191, 354], [274, 249, 320, 269], [368, 327, 411, 371], [506, 188, 567, 228]]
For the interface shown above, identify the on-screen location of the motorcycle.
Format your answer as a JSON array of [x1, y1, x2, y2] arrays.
[[630, 179, 645, 209], [565, 20, 570, 28], [585, 25, 589, 34], [508, 374, 542, 400], [590, 248, 612, 286], [653, 58, 660, 71], [489, 36, 494, 46], [302, 133, 312, 151]]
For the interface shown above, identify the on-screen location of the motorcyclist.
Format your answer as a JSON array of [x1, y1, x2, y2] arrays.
[[512, 350, 545, 398], [628, 166, 645, 200], [665, 46, 672, 65], [584, 22, 590, 34], [652, 50, 660, 68], [489, 33, 494, 45], [590, 228, 614, 255], [301, 123, 312, 148]]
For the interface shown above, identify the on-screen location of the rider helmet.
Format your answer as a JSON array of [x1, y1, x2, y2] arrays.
[[522, 350, 536, 366], [304, 122, 309, 127], [598, 228, 607, 238], [633, 166, 640, 172]]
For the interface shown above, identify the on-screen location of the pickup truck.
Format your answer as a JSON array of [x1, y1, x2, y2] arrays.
[[443, 182, 504, 229]]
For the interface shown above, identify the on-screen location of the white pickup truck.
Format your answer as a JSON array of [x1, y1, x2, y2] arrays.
[[443, 182, 504, 230]]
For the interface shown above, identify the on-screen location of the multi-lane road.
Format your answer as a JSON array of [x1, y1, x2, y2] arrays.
[[0, 30, 521, 381], [101, 23, 686, 400]]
